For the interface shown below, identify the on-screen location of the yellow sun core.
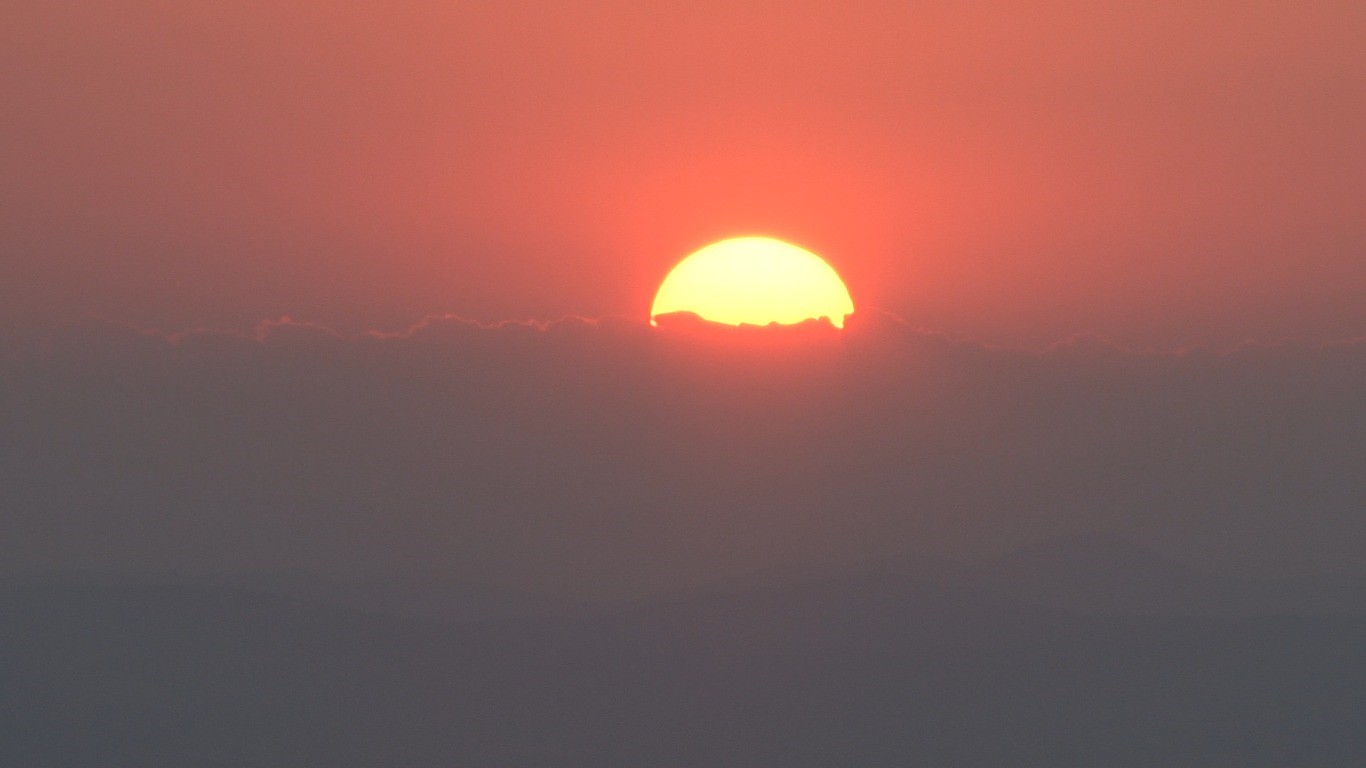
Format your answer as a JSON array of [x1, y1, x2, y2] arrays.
[[650, 237, 855, 329]]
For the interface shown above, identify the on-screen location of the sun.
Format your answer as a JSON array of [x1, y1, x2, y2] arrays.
[[650, 237, 855, 328]]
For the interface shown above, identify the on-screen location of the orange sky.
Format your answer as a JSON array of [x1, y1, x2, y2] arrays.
[[4, 1, 1362, 347]]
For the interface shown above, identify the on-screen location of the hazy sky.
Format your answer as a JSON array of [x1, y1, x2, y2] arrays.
[[4, 1, 1363, 346], [4, 9, 1366, 762]]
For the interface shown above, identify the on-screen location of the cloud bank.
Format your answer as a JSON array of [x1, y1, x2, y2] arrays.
[[3, 312, 1362, 598]]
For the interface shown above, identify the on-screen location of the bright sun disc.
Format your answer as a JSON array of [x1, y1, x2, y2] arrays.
[[651, 237, 855, 328]]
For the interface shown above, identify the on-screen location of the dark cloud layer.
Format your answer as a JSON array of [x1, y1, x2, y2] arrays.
[[4, 312, 1362, 598], [4, 314, 1365, 766]]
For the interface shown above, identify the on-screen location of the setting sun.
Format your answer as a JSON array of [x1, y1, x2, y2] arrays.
[[651, 237, 855, 328]]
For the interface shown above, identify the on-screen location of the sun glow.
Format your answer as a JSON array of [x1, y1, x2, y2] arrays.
[[651, 237, 855, 328]]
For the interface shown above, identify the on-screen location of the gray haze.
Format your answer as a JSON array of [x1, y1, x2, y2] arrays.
[[3, 313, 1365, 765], [4, 312, 1363, 589]]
